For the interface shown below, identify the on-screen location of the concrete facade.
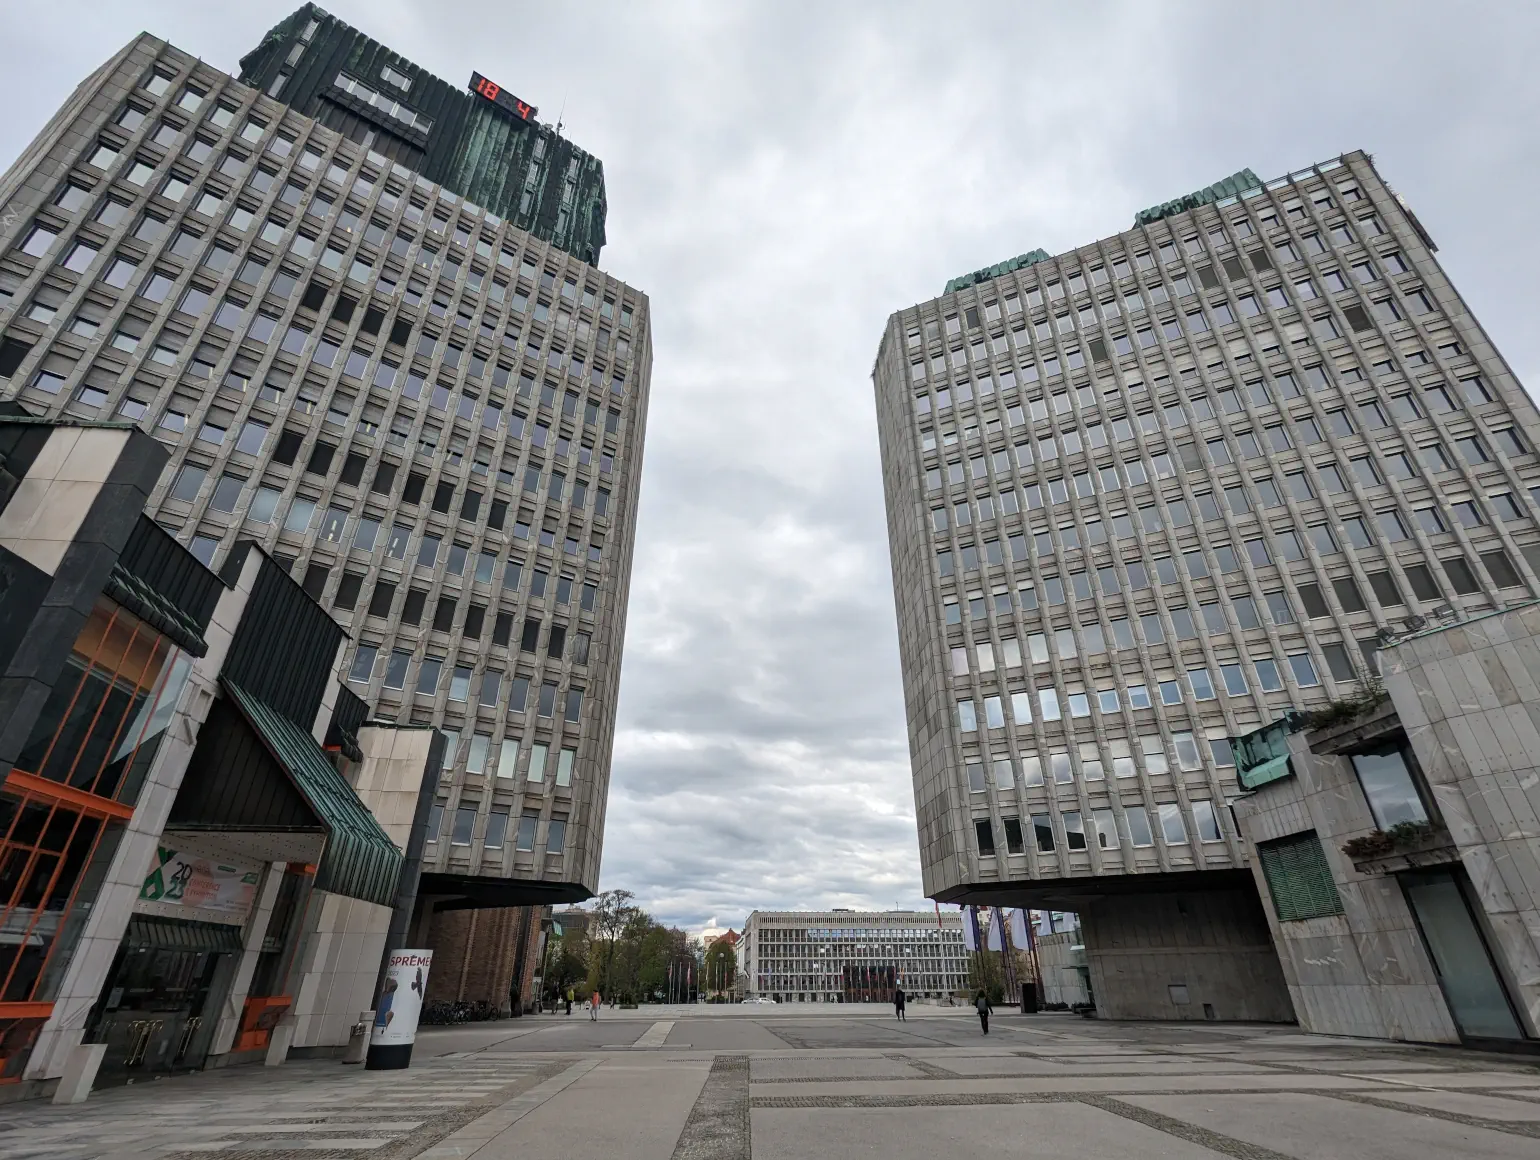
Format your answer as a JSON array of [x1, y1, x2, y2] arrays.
[[1389, 604, 1540, 1038], [1033, 927, 1091, 1007], [1231, 709, 1461, 1042], [742, 911, 968, 1002], [1081, 889, 1293, 1022], [873, 149, 1540, 1019], [0, 31, 651, 913], [1233, 602, 1540, 1044]]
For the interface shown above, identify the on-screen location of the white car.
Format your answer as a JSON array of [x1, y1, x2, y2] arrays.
[[740, 996, 777, 1004]]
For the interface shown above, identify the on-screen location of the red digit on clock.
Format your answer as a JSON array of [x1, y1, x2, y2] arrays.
[[483, 80, 500, 101], [515, 100, 530, 120]]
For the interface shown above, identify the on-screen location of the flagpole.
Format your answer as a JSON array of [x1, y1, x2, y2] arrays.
[[997, 908, 1020, 1011], [1025, 911, 1044, 1009]]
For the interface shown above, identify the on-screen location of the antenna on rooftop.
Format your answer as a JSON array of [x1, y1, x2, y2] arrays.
[[555, 91, 567, 137]]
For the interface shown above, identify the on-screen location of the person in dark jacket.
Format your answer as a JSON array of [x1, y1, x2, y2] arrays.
[[974, 989, 992, 1034], [893, 985, 907, 1021]]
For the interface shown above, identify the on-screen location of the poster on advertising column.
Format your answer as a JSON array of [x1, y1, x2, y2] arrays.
[[366, 949, 433, 1069]]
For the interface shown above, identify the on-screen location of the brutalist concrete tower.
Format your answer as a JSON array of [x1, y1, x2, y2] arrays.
[[0, 30, 650, 910], [872, 153, 1540, 1018]]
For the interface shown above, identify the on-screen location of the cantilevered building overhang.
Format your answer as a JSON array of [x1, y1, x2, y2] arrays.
[[873, 153, 1540, 1018]]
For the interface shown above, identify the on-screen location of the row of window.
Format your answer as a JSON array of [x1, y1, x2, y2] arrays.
[[348, 646, 584, 718], [912, 266, 1430, 409], [127, 65, 634, 322], [961, 728, 1234, 788], [426, 801, 565, 854], [913, 163, 1376, 356], [973, 797, 1223, 858]]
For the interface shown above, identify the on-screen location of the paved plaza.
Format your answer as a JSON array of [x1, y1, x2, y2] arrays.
[[3, 1007, 1540, 1158]]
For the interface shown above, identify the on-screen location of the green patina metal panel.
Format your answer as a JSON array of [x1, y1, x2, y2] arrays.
[[238, 4, 607, 264], [1134, 168, 1262, 226], [945, 249, 1051, 295], [224, 681, 402, 908], [1232, 713, 1306, 790]]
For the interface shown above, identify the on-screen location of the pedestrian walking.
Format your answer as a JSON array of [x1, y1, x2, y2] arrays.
[[589, 989, 601, 1021], [893, 985, 907, 1021], [974, 989, 992, 1035], [565, 986, 574, 1016]]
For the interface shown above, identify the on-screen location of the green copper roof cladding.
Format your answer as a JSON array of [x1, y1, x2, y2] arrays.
[[238, 4, 606, 264], [1134, 168, 1262, 226], [944, 249, 1051, 295], [224, 681, 403, 907]]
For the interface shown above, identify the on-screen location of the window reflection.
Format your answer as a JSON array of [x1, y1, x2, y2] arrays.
[[13, 601, 190, 803], [1350, 748, 1429, 829]]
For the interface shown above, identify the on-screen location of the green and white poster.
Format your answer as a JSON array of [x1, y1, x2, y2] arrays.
[[140, 843, 261, 916]]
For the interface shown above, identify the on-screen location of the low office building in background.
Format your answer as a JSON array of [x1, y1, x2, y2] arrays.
[[873, 150, 1540, 1024], [742, 910, 968, 1003]]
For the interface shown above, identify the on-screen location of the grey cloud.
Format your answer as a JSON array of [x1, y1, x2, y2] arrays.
[[5, 1, 1539, 933]]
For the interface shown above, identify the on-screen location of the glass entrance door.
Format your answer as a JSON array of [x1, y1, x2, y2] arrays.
[[1402, 870, 1525, 1040], [88, 946, 227, 1081]]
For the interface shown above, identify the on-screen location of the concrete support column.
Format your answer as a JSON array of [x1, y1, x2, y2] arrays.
[[207, 861, 288, 1059]]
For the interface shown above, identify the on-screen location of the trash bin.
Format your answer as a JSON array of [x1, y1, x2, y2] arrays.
[[342, 1011, 372, 1064]]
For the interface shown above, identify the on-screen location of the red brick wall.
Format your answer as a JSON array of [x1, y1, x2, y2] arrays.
[[425, 907, 521, 1011]]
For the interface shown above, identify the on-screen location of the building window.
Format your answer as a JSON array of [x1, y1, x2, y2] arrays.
[[975, 819, 995, 856], [1257, 831, 1344, 921], [1350, 746, 1430, 830], [451, 806, 476, 846]]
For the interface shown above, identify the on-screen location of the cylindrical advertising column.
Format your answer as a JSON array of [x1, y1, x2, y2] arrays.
[[365, 949, 433, 1070]]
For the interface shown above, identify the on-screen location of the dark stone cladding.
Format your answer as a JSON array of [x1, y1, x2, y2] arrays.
[[0, 423, 170, 773], [237, 3, 608, 264], [325, 683, 370, 760], [219, 540, 346, 730]]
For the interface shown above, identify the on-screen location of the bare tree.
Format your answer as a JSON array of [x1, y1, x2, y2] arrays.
[[588, 889, 638, 998]]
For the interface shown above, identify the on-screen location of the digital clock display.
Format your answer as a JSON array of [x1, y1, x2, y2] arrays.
[[469, 72, 538, 124]]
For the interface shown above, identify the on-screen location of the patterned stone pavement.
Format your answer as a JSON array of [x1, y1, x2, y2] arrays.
[[4, 1010, 1540, 1158]]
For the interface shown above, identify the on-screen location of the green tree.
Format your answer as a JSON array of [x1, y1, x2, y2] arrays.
[[588, 889, 639, 998], [703, 940, 737, 1000], [544, 925, 589, 1002], [967, 950, 1005, 1005]]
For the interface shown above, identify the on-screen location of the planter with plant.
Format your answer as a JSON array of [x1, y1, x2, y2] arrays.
[[1342, 819, 1452, 867]]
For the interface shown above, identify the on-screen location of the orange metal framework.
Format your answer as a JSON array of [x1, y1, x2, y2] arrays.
[[0, 601, 184, 1081]]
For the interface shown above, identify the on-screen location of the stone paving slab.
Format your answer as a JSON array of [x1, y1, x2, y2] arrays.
[[1119, 1092, 1534, 1159], [751, 1103, 1235, 1160], [448, 1058, 710, 1160], [6, 1014, 1537, 1159], [748, 1072, 1404, 1097], [750, 1056, 922, 1080]]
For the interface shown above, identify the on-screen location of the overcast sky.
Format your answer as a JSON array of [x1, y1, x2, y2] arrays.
[[4, 2, 1538, 935]]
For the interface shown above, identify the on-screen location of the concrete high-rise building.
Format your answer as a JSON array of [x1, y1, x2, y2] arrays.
[[742, 910, 968, 1003], [0, 24, 650, 938], [237, 4, 608, 264], [873, 151, 1540, 1019]]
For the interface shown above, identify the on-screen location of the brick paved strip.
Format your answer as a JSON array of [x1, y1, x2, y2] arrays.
[[670, 1055, 750, 1160], [1080, 1096, 1299, 1160], [881, 1052, 954, 1079], [1321, 1091, 1540, 1141]]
